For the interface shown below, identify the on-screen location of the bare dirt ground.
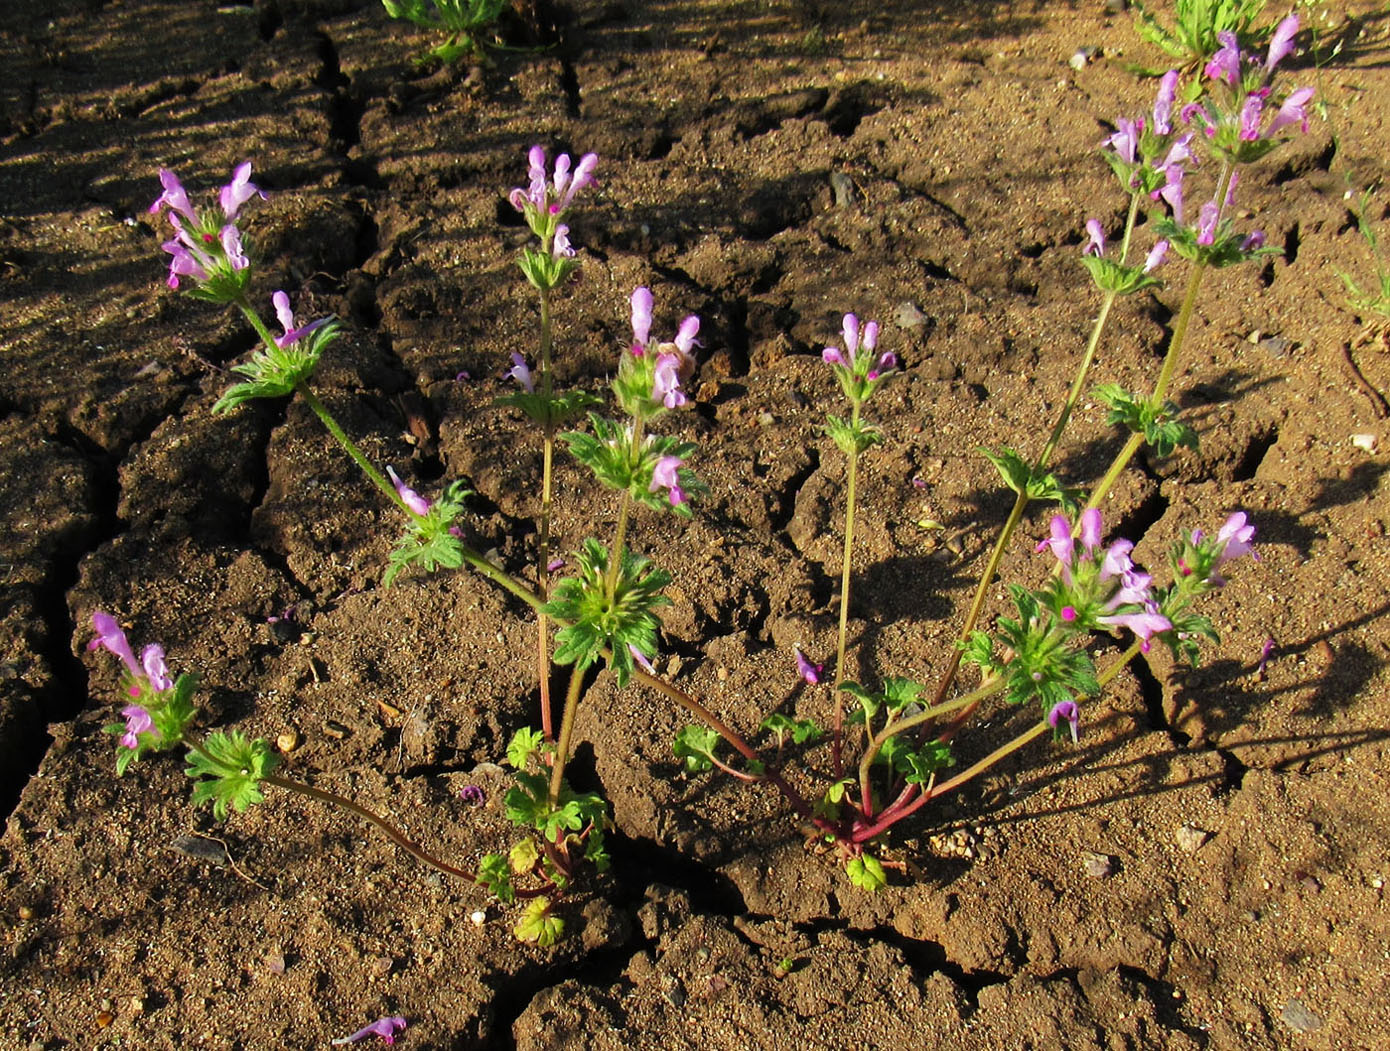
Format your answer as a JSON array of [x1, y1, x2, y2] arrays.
[[3, 0, 1390, 1047]]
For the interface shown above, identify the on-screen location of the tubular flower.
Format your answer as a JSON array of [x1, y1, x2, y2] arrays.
[[272, 291, 330, 348], [649, 455, 687, 506], [331, 1016, 408, 1046], [149, 163, 263, 299], [794, 647, 824, 685], [1083, 219, 1106, 257], [118, 705, 155, 749], [386, 466, 432, 517], [507, 351, 535, 392], [1048, 699, 1080, 744], [508, 146, 598, 221]]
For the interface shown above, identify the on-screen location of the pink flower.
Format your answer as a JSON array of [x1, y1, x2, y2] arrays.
[[118, 705, 155, 749], [1048, 699, 1080, 743], [794, 648, 823, 685], [630, 286, 654, 351], [1205, 31, 1243, 86], [1214, 511, 1258, 566], [1265, 86, 1315, 136], [141, 645, 174, 692], [653, 352, 686, 409], [1105, 117, 1143, 165], [1083, 219, 1105, 257], [331, 1016, 407, 1046], [272, 291, 329, 348], [628, 644, 656, 675], [218, 161, 265, 221], [89, 612, 141, 679], [1196, 200, 1220, 246], [1096, 609, 1172, 651], [507, 352, 535, 392], [149, 169, 198, 224], [386, 466, 432, 517], [1143, 239, 1169, 272], [1265, 14, 1300, 73], [650, 455, 686, 506], [1153, 70, 1180, 136]]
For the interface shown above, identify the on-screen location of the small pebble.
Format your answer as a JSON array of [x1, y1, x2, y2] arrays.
[[1351, 433, 1377, 453], [1082, 851, 1115, 878], [829, 171, 856, 207], [276, 730, 301, 754], [895, 301, 928, 330], [470, 910, 487, 926], [1280, 997, 1324, 1033], [96, 1011, 115, 1029], [1259, 335, 1293, 357], [323, 720, 351, 740], [1105, 0, 1128, 13], [265, 953, 287, 975], [17, 905, 34, 920], [1069, 46, 1097, 70], [1175, 823, 1211, 853]]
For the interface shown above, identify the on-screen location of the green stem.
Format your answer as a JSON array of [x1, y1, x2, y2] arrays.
[[929, 194, 1139, 708], [262, 772, 476, 880], [832, 402, 862, 775], [296, 383, 417, 519], [537, 288, 557, 740], [547, 666, 587, 809]]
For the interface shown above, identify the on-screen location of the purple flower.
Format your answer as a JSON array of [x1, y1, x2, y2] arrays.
[[141, 645, 174, 692], [821, 346, 846, 367], [653, 352, 686, 409], [630, 286, 654, 351], [1238, 94, 1265, 141], [552, 224, 574, 259], [508, 352, 535, 393], [1048, 700, 1080, 744], [1098, 538, 1135, 582], [1153, 70, 1180, 136], [1083, 219, 1105, 257], [149, 169, 198, 224], [218, 161, 265, 221], [220, 225, 249, 271], [1196, 200, 1220, 246], [1265, 86, 1315, 136], [547, 557, 566, 573], [331, 1016, 408, 1046], [1103, 567, 1153, 610], [1214, 511, 1258, 566], [118, 705, 155, 750], [628, 643, 657, 675], [1256, 636, 1276, 676], [1105, 117, 1143, 165], [1060, 606, 1077, 623], [1096, 609, 1172, 651], [794, 648, 823, 685], [824, 312, 889, 382], [1078, 507, 1102, 554], [89, 612, 142, 679], [1159, 166, 1186, 223], [387, 466, 432, 517], [1143, 239, 1169, 272], [1036, 514, 1076, 574], [508, 146, 598, 218], [1225, 170, 1240, 207], [1265, 14, 1300, 73], [272, 291, 329, 348], [458, 784, 486, 807], [649, 455, 686, 506], [1240, 230, 1265, 252], [1205, 31, 1243, 86], [674, 315, 700, 357], [161, 237, 210, 289]]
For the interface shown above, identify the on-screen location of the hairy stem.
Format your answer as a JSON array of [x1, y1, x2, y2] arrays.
[[832, 403, 862, 776], [537, 286, 556, 739], [547, 666, 587, 808]]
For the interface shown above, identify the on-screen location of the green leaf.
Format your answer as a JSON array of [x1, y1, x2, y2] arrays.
[[846, 854, 888, 892], [759, 713, 823, 747], [514, 897, 565, 946], [980, 446, 1030, 494], [212, 322, 341, 414], [509, 837, 541, 874], [496, 389, 603, 428], [184, 731, 279, 821], [673, 724, 720, 773], [477, 853, 516, 903], [1080, 254, 1163, 296], [825, 413, 883, 456], [503, 770, 551, 828], [383, 481, 472, 586], [506, 727, 546, 770]]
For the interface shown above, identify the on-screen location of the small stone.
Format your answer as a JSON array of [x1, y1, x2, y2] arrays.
[[894, 301, 928, 330], [757, 411, 775, 427], [323, 720, 351, 740], [276, 730, 301, 754], [129, 997, 145, 1014], [829, 171, 856, 207], [666, 655, 684, 678], [371, 955, 393, 977], [1351, 433, 1377, 453], [17, 905, 34, 920], [1069, 46, 1098, 70], [1259, 335, 1293, 357], [470, 910, 487, 926], [1082, 851, 1115, 878], [1105, 0, 1128, 12], [96, 1012, 115, 1029], [1280, 997, 1324, 1033], [265, 953, 287, 975], [1176, 823, 1211, 853]]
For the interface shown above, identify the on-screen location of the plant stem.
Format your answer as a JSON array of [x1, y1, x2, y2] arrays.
[[831, 403, 862, 776], [537, 286, 556, 739], [262, 772, 477, 880], [296, 383, 417, 518], [547, 666, 587, 808], [928, 193, 1139, 709]]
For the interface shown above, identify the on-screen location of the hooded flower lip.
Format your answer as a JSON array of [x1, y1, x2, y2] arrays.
[[89, 612, 141, 680], [794, 647, 824, 685], [652, 352, 686, 408], [508, 351, 535, 392], [1153, 70, 1180, 135], [387, 466, 431, 517], [630, 286, 654, 351], [218, 161, 265, 221], [628, 643, 657, 675], [1214, 511, 1258, 565], [508, 145, 598, 219], [331, 1016, 408, 1046], [1265, 13, 1300, 73], [1083, 219, 1106, 257], [1096, 609, 1172, 651], [272, 290, 330, 348], [649, 455, 686, 506], [119, 704, 155, 749], [1048, 699, 1080, 744]]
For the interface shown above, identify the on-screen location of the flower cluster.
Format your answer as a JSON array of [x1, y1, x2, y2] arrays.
[[1036, 508, 1172, 651], [822, 313, 895, 404], [509, 147, 597, 241], [614, 286, 700, 417], [88, 612, 198, 773], [150, 162, 264, 302]]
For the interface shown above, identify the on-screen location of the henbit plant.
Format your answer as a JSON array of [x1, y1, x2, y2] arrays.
[[380, 0, 511, 65], [1132, 0, 1274, 72], [93, 13, 1314, 937]]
